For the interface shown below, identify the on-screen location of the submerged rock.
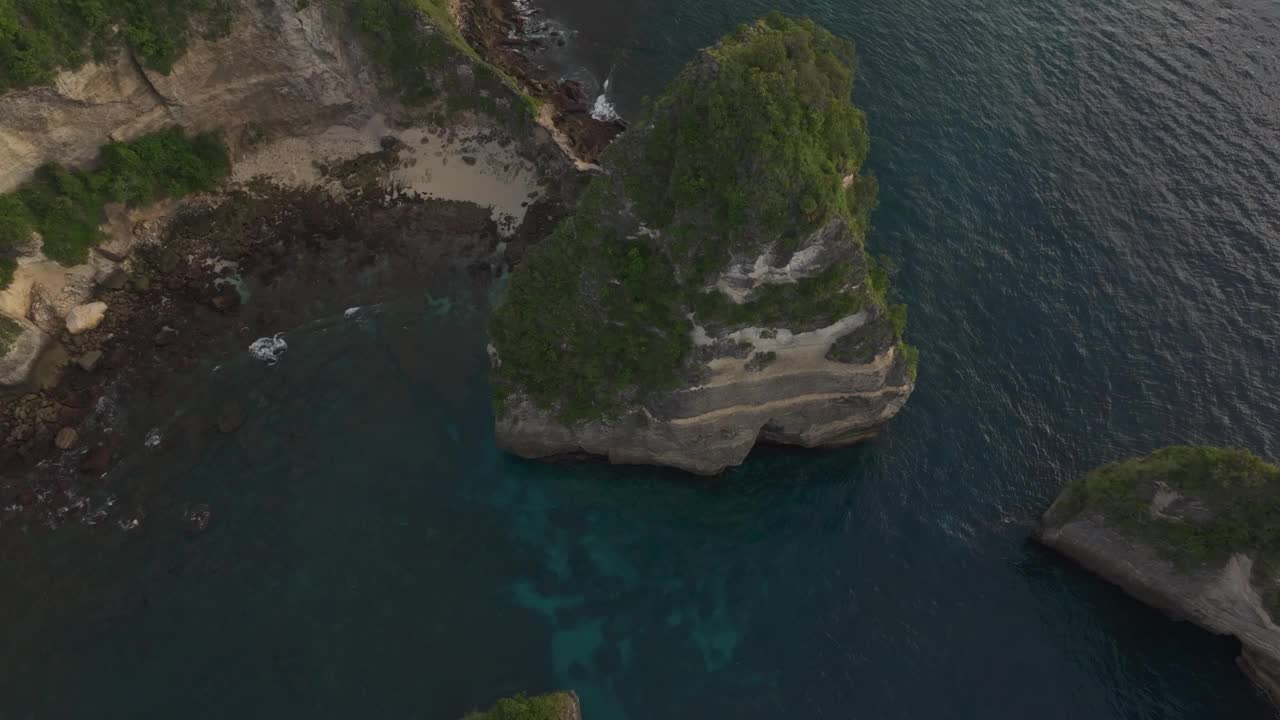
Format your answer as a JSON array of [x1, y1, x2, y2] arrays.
[[79, 444, 112, 475], [183, 503, 213, 536], [217, 402, 246, 434], [489, 15, 916, 474], [53, 427, 79, 450], [1037, 446, 1280, 706], [76, 350, 103, 372]]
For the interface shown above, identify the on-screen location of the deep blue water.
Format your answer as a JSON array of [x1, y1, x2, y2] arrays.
[[5, 0, 1280, 717]]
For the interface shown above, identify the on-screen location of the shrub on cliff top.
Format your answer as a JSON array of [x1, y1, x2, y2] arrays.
[[491, 14, 898, 422], [0, 127, 228, 272], [0, 0, 233, 91]]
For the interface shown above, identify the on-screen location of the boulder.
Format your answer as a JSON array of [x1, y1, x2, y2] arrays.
[[65, 302, 108, 335], [77, 350, 104, 372]]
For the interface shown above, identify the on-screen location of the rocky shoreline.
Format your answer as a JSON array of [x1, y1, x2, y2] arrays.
[[0, 177, 530, 529], [0, 0, 593, 530], [456, 0, 627, 164]]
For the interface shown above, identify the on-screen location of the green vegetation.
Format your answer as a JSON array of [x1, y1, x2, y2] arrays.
[[0, 313, 21, 356], [0, 0, 233, 91], [1053, 446, 1280, 612], [621, 13, 872, 269], [492, 14, 910, 422], [899, 342, 919, 382], [0, 127, 228, 272], [745, 350, 777, 372], [491, 182, 693, 421], [463, 692, 577, 720]]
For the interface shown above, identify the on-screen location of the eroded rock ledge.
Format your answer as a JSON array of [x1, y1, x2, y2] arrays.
[[1036, 446, 1280, 706]]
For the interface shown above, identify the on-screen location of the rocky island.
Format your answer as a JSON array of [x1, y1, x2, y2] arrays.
[[1038, 446, 1280, 705], [490, 14, 917, 474]]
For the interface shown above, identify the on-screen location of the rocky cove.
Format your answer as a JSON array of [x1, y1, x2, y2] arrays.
[[3, 0, 1280, 717], [1, 7, 918, 484], [0, 0, 595, 494]]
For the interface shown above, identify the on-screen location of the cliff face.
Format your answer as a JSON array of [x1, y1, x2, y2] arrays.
[[1037, 446, 1280, 705], [490, 15, 916, 474], [0, 0, 374, 195]]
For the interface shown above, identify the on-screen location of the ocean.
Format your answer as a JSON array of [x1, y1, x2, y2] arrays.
[[3, 0, 1280, 717]]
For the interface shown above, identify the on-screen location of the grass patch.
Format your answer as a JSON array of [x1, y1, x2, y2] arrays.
[[0, 127, 228, 271], [463, 692, 576, 720], [1053, 445, 1280, 613], [0, 0, 234, 91], [492, 14, 909, 422]]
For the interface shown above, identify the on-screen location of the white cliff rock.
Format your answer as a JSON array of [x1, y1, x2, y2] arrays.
[[65, 302, 108, 335]]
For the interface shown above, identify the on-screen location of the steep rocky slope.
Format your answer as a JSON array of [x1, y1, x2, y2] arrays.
[[1037, 446, 1280, 705], [0, 0, 376, 195], [490, 14, 917, 474]]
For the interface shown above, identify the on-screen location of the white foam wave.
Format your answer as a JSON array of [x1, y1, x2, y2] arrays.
[[248, 333, 288, 365], [591, 93, 620, 121]]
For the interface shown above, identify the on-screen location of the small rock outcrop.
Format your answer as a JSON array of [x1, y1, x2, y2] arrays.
[[1037, 446, 1280, 706], [490, 15, 916, 474], [462, 691, 581, 720]]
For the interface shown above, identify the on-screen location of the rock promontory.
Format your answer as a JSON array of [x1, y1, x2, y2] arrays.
[[489, 14, 917, 474], [1037, 445, 1280, 705]]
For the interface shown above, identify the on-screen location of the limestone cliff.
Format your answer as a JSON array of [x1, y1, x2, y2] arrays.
[[490, 14, 916, 474], [1037, 446, 1280, 705]]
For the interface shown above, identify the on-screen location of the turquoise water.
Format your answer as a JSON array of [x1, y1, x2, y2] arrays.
[[5, 0, 1280, 717]]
